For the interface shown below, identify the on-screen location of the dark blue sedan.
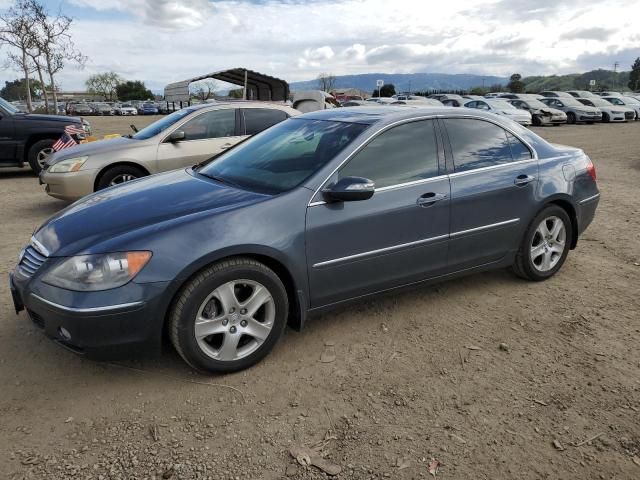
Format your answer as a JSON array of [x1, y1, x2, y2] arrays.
[[10, 107, 600, 373]]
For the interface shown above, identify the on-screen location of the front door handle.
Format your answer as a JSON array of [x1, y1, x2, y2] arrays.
[[417, 192, 447, 207], [514, 174, 535, 186]]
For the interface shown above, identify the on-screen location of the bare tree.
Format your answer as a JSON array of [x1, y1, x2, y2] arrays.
[[0, 1, 38, 111], [190, 79, 219, 101], [317, 72, 336, 92], [86, 72, 123, 101]]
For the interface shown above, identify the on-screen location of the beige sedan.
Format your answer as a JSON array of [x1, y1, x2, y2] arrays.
[[40, 102, 299, 201]]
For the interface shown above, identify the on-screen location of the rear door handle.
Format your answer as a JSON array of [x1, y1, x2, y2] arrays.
[[514, 174, 535, 186], [417, 192, 447, 207]]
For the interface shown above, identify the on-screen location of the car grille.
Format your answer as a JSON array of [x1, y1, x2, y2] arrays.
[[18, 243, 48, 278]]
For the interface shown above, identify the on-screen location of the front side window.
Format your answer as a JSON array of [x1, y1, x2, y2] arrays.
[[199, 118, 367, 194], [132, 108, 193, 140], [243, 108, 288, 135], [179, 109, 236, 141], [338, 120, 439, 188], [444, 118, 514, 172]]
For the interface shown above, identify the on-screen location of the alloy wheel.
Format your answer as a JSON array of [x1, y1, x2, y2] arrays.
[[194, 280, 275, 362], [36, 147, 54, 168], [108, 174, 137, 186], [530, 216, 566, 272]]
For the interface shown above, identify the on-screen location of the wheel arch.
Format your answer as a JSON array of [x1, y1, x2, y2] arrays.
[[93, 161, 151, 191], [543, 195, 579, 249], [161, 249, 307, 343]]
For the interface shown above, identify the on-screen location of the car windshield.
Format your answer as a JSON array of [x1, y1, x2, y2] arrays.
[[525, 99, 549, 109], [143, 103, 155, 107], [132, 108, 193, 139], [558, 97, 584, 107], [199, 118, 368, 195], [588, 98, 611, 107], [606, 97, 624, 105], [623, 96, 640, 104], [0, 97, 20, 114], [487, 99, 515, 109]]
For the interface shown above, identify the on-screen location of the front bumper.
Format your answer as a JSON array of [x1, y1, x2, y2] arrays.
[[10, 271, 170, 360], [578, 114, 602, 122], [40, 168, 99, 201]]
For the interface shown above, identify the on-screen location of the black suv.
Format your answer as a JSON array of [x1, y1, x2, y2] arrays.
[[0, 97, 89, 174]]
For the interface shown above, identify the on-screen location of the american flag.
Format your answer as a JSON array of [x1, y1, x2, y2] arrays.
[[52, 132, 77, 151], [51, 124, 85, 152]]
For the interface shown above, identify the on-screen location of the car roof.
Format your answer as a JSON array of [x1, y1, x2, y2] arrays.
[[297, 106, 502, 125]]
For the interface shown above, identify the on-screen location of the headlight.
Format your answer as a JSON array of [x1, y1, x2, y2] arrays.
[[48, 156, 89, 173], [42, 251, 152, 291]]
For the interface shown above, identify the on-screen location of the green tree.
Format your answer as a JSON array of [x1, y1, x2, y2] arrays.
[[629, 57, 640, 91], [507, 73, 525, 93], [228, 88, 244, 99], [115, 80, 153, 101], [469, 86, 488, 95], [0, 78, 43, 100], [372, 83, 396, 97], [85, 71, 123, 100]]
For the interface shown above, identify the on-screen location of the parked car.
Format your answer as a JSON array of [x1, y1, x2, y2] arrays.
[[114, 103, 138, 116], [602, 96, 640, 120], [90, 103, 115, 116], [366, 97, 396, 105], [40, 102, 299, 201], [539, 91, 575, 98], [10, 106, 600, 373], [66, 103, 93, 116], [576, 97, 634, 122], [463, 99, 532, 125], [566, 90, 598, 99], [507, 97, 567, 126], [441, 98, 464, 107], [484, 92, 509, 98], [0, 97, 90, 174], [539, 97, 602, 124], [138, 103, 159, 115]]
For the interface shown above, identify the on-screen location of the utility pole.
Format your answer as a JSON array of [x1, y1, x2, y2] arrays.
[[613, 61, 619, 90]]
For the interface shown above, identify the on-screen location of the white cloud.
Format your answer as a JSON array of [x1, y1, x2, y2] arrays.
[[2, 0, 639, 91]]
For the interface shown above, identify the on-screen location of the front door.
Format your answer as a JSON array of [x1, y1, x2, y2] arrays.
[[0, 112, 16, 163], [306, 119, 451, 308], [441, 117, 539, 271], [156, 108, 245, 171]]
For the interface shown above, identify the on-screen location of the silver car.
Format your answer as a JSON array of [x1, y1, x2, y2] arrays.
[[41, 102, 299, 201], [539, 97, 602, 124]]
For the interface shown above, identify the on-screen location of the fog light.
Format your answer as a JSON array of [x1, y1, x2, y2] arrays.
[[58, 327, 71, 341]]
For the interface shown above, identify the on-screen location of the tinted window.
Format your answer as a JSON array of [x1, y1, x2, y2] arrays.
[[180, 109, 236, 140], [339, 120, 439, 188], [444, 118, 513, 172], [133, 108, 193, 139], [199, 119, 367, 194], [507, 132, 532, 161], [244, 108, 288, 135]]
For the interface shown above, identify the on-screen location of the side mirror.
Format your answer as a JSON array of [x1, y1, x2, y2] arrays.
[[169, 130, 186, 142], [322, 176, 375, 202]]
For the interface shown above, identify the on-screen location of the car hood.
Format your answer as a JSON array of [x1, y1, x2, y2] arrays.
[[15, 113, 83, 124], [46, 136, 142, 165], [34, 168, 269, 256], [574, 105, 601, 112]]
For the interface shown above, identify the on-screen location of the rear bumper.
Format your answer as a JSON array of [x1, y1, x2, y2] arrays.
[[577, 192, 600, 236], [10, 272, 170, 360]]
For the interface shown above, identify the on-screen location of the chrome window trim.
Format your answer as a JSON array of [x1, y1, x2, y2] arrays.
[[31, 293, 144, 313], [450, 218, 520, 238], [579, 193, 600, 204], [313, 233, 449, 268], [307, 113, 538, 207], [447, 158, 537, 178], [30, 237, 50, 257]]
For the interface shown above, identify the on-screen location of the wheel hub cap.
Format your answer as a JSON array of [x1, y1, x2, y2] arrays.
[[530, 216, 566, 272]]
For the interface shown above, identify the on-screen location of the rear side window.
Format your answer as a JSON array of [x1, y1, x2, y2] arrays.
[[180, 109, 236, 140], [444, 118, 513, 172], [338, 120, 439, 188], [507, 132, 532, 161], [243, 108, 288, 135]]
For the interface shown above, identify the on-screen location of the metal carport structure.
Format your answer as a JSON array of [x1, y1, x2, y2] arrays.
[[164, 68, 289, 106]]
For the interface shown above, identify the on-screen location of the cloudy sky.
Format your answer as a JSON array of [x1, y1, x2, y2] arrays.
[[1, 0, 639, 92]]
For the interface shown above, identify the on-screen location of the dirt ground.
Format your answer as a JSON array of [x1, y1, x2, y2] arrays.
[[0, 117, 639, 480]]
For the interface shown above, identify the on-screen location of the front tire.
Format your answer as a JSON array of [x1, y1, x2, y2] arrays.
[[513, 205, 572, 281], [96, 165, 146, 190], [169, 258, 289, 374], [566, 112, 576, 124], [602, 112, 610, 123], [27, 139, 55, 174]]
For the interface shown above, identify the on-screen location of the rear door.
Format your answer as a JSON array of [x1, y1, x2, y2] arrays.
[[441, 117, 539, 271], [306, 119, 450, 307], [156, 108, 242, 170]]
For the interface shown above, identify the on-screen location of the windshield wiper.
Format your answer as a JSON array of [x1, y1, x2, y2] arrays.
[[198, 171, 243, 189]]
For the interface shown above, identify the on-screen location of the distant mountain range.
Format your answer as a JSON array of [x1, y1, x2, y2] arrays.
[[289, 73, 509, 93]]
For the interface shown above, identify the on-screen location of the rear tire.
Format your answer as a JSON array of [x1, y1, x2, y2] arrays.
[[96, 165, 146, 191], [27, 139, 56, 174], [566, 112, 576, 124], [168, 258, 288, 374], [513, 205, 572, 281], [602, 112, 610, 123]]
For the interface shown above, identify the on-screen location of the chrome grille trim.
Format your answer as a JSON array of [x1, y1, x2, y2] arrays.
[[17, 240, 49, 278]]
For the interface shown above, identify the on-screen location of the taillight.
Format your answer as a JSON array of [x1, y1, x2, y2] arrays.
[[586, 159, 597, 182]]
